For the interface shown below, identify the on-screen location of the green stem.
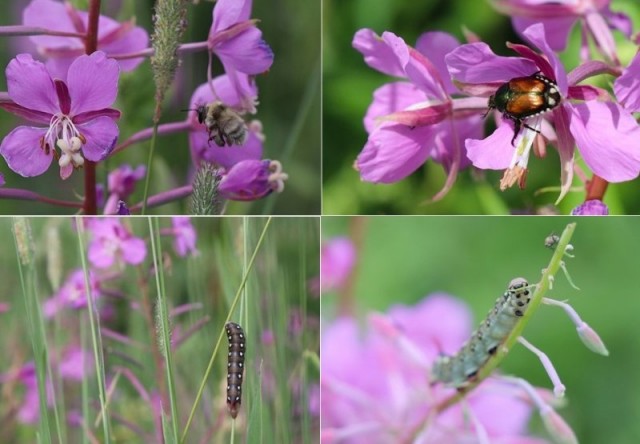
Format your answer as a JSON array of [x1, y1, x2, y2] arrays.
[[180, 217, 273, 443], [434, 222, 577, 413], [141, 123, 159, 215], [75, 216, 112, 442]]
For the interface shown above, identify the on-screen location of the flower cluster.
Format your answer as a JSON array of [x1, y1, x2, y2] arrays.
[[354, 0, 640, 212], [0, 0, 284, 213], [2, 217, 200, 428]]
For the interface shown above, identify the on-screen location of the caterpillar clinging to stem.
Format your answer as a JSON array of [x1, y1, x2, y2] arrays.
[[225, 322, 246, 419], [431, 277, 532, 388]]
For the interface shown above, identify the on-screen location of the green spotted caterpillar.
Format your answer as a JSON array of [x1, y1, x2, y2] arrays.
[[226, 322, 246, 419], [431, 278, 531, 388]]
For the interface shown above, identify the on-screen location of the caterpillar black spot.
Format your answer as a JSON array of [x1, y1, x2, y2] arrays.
[[226, 322, 245, 419], [431, 278, 531, 388]]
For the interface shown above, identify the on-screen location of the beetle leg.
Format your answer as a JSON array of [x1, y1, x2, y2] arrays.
[[511, 119, 522, 146]]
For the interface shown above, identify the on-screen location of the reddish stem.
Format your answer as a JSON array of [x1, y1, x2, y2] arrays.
[[82, 0, 101, 215], [338, 217, 367, 317], [585, 174, 608, 201]]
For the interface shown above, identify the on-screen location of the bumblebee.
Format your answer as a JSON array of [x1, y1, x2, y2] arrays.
[[191, 101, 248, 147], [487, 73, 561, 146]]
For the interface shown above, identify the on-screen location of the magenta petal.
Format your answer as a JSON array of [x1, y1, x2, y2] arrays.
[[6, 53, 58, 115], [189, 75, 256, 112], [415, 31, 460, 94], [466, 123, 513, 170], [0, 103, 52, 124], [219, 159, 271, 200], [388, 294, 472, 358], [206, 131, 262, 169], [212, 0, 252, 33], [569, 102, 640, 182], [352, 28, 405, 78], [88, 244, 114, 268], [382, 32, 443, 99], [100, 26, 150, 72], [0, 126, 52, 177], [364, 82, 426, 133], [356, 123, 433, 183], [45, 56, 81, 83], [521, 24, 568, 95], [614, 52, 640, 112], [77, 116, 119, 161], [121, 238, 147, 265], [67, 52, 119, 115], [571, 200, 609, 215], [215, 27, 273, 74], [23, 0, 82, 49], [445, 43, 536, 84], [470, 380, 533, 436], [512, 16, 576, 52]]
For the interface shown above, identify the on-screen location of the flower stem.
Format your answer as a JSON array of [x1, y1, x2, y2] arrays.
[[0, 26, 86, 38], [108, 40, 209, 60], [112, 121, 191, 155], [585, 174, 608, 201], [141, 124, 159, 215], [433, 222, 577, 414], [132, 185, 193, 212], [0, 188, 83, 208], [82, 0, 101, 215]]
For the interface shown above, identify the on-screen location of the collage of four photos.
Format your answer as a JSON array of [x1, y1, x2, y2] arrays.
[[0, 0, 639, 443]]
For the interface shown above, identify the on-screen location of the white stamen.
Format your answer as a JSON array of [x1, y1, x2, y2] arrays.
[[268, 160, 288, 193]]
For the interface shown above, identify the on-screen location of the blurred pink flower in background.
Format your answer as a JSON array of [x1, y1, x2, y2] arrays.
[[23, 0, 149, 80], [43, 269, 101, 317], [321, 294, 548, 443], [321, 237, 357, 293], [87, 218, 147, 269], [171, 217, 198, 257]]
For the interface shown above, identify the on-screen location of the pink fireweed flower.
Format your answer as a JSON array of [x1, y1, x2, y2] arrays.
[[353, 29, 484, 200], [87, 218, 147, 269], [321, 294, 545, 443], [58, 346, 93, 381], [218, 158, 288, 201], [614, 51, 640, 113], [0, 51, 120, 180], [23, 0, 149, 80], [187, 76, 263, 169], [446, 23, 640, 202], [208, 0, 274, 112], [171, 217, 198, 257], [103, 164, 146, 214], [489, 0, 632, 65], [43, 269, 101, 317], [321, 237, 357, 293], [8, 363, 45, 424]]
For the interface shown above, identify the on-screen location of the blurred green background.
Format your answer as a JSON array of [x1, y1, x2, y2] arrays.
[[322, 216, 640, 443], [323, 0, 640, 214], [0, 0, 320, 214], [0, 216, 320, 442]]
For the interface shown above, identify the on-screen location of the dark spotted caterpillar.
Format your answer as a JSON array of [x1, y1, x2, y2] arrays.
[[226, 322, 245, 419], [431, 278, 531, 388]]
